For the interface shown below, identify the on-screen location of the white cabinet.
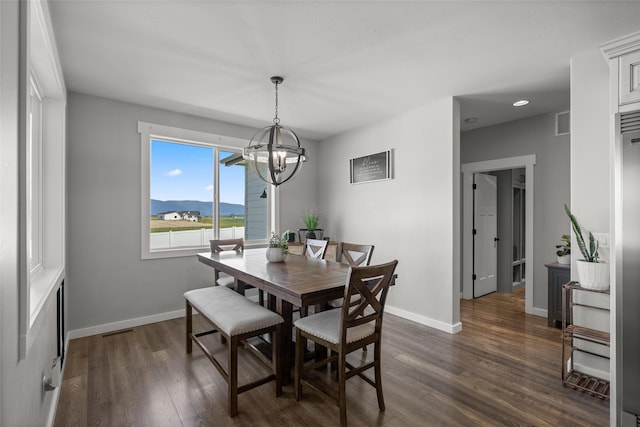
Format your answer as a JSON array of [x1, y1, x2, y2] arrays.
[[602, 31, 640, 110], [620, 50, 640, 106]]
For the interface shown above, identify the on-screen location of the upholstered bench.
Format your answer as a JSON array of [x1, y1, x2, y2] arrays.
[[184, 286, 283, 416]]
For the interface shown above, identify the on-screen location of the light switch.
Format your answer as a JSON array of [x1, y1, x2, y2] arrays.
[[592, 232, 609, 248]]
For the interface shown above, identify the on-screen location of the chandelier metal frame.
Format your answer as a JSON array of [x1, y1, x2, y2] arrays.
[[242, 76, 307, 187]]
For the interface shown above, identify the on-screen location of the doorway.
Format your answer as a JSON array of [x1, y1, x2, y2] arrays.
[[473, 169, 526, 298], [461, 155, 536, 314], [473, 173, 498, 297]]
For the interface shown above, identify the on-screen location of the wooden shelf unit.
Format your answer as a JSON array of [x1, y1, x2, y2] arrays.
[[561, 282, 610, 400]]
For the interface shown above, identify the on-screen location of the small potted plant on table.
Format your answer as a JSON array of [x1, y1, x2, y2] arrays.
[[555, 234, 571, 264], [266, 230, 290, 263]]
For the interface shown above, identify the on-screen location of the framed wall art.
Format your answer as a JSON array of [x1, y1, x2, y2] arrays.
[[349, 150, 393, 184]]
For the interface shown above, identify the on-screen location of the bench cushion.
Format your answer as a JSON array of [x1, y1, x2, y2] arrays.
[[185, 286, 283, 336]]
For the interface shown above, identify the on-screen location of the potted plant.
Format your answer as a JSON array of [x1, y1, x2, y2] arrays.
[[564, 204, 609, 290], [555, 233, 571, 264], [266, 230, 290, 263], [299, 211, 323, 242]]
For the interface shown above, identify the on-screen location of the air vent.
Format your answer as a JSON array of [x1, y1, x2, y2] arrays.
[[102, 328, 134, 337], [620, 111, 640, 135], [555, 111, 570, 136]]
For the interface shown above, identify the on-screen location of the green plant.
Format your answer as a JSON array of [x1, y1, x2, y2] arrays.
[[555, 233, 571, 257], [269, 230, 291, 254], [564, 204, 600, 262], [303, 212, 319, 231]]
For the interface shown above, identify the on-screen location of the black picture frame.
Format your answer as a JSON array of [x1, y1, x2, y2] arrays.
[[349, 150, 393, 184]]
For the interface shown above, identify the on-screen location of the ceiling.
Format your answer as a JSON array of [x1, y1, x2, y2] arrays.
[[48, 1, 640, 140]]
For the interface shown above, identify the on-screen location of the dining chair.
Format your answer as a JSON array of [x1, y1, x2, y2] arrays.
[[294, 260, 399, 427], [210, 238, 263, 305], [328, 242, 375, 308], [210, 238, 243, 287], [336, 242, 374, 267], [305, 238, 329, 259]]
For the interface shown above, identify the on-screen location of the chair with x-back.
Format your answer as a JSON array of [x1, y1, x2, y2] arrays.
[[294, 260, 398, 427], [209, 238, 263, 304], [337, 242, 374, 267], [210, 238, 243, 287], [328, 242, 375, 307], [305, 238, 329, 259]]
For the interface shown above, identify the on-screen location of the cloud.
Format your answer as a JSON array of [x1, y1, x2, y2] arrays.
[[204, 184, 214, 192], [166, 169, 182, 176]]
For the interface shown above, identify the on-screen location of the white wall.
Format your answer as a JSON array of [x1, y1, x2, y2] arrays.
[[570, 50, 611, 261], [569, 47, 612, 387], [461, 112, 571, 311], [1, 2, 62, 426], [318, 98, 461, 332], [67, 92, 318, 334]]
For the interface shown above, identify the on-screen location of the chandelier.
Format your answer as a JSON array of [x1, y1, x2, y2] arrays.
[[243, 76, 306, 186]]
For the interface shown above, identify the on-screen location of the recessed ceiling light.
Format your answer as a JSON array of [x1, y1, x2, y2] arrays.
[[464, 117, 478, 124], [513, 99, 530, 107]]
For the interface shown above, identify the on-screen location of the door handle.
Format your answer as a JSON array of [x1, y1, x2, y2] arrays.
[[494, 237, 500, 248]]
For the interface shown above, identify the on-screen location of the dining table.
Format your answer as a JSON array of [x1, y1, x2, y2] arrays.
[[197, 247, 352, 381]]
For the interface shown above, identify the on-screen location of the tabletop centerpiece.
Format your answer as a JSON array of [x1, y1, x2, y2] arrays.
[[266, 230, 291, 263]]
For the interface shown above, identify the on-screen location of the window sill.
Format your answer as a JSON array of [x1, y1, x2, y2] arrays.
[[29, 266, 64, 327], [142, 241, 269, 260], [20, 266, 64, 359]]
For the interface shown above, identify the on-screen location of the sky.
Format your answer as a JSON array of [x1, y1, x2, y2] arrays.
[[150, 139, 245, 205]]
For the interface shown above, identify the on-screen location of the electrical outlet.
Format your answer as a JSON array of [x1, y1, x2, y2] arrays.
[[592, 232, 609, 248]]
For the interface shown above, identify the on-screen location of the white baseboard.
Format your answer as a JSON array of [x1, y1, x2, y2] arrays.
[[45, 387, 60, 427], [528, 307, 547, 318], [385, 305, 462, 334], [67, 309, 185, 340]]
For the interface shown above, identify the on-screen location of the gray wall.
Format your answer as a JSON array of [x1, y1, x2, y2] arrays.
[[318, 98, 462, 331], [67, 92, 319, 332], [461, 111, 570, 311]]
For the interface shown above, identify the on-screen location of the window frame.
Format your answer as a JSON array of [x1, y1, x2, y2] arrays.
[[18, 0, 67, 359], [139, 121, 277, 259], [27, 71, 44, 277]]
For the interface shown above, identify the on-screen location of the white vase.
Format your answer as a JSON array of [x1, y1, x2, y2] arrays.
[[576, 260, 610, 290], [557, 254, 571, 264], [266, 247, 286, 263]]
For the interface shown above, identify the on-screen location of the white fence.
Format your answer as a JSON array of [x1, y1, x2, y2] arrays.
[[150, 227, 245, 250]]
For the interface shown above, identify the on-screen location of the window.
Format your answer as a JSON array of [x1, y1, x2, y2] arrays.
[[27, 73, 43, 276], [18, 0, 67, 359], [139, 122, 274, 259]]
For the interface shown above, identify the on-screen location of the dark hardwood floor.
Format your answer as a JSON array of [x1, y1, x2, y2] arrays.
[[54, 289, 609, 426]]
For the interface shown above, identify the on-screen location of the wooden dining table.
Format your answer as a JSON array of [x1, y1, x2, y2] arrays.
[[197, 247, 351, 380]]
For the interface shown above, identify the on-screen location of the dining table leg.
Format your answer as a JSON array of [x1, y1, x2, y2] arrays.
[[276, 297, 294, 383]]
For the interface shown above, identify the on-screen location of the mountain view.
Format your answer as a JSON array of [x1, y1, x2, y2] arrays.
[[151, 199, 244, 217]]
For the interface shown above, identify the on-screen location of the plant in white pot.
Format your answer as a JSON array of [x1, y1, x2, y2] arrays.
[[564, 204, 609, 290], [266, 230, 290, 263], [555, 233, 571, 264]]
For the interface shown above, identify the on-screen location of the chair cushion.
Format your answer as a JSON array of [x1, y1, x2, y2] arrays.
[[216, 273, 236, 288], [294, 309, 374, 345], [185, 286, 283, 336]]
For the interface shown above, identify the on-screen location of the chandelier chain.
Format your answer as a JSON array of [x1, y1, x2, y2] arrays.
[[273, 80, 280, 125]]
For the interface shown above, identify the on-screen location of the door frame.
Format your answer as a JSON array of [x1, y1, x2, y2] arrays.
[[461, 155, 536, 315]]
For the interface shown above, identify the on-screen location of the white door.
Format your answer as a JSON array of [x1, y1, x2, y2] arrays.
[[473, 173, 498, 297]]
